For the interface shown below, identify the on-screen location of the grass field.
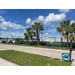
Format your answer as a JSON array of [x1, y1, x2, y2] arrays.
[[0, 50, 71, 66]]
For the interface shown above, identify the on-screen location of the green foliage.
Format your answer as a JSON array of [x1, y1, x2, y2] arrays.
[[69, 34, 75, 41], [5, 38, 9, 39], [0, 37, 3, 39], [24, 33, 29, 40], [57, 20, 71, 48], [57, 20, 75, 47], [15, 38, 22, 41], [15, 38, 22, 44], [32, 22, 44, 45], [26, 28, 36, 37], [57, 20, 71, 37]]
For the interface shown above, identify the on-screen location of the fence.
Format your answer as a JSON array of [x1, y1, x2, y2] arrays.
[[2, 40, 75, 48], [2, 41, 6, 43]]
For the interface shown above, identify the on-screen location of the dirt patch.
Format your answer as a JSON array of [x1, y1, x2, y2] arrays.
[[53, 58, 60, 60], [51, 57, 61, 61]]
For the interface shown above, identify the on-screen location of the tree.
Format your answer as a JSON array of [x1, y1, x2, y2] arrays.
[[5, 38, 9, 43], [0, 37, 3, 39], [12, 38, 15, 40], [15, 38, 22, 44], [32, 22, 44, 45], [57, 20, 71, 48], [69, 23, 75, 47], [26, 28, 36, 45], [24, 33, 29, 40]]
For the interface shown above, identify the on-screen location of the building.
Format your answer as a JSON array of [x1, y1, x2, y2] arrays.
[[0, 38, 37, 43], [0, 38, 71, 43], [40, 37, 70, 42], [0, 38, 14, 43]]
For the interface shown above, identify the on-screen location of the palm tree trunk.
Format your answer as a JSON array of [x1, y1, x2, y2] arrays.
[[67, 35, 69, 49], [36, 29, 39, 45], [31, 36, 33, 45], [70, 40, 72, 48]]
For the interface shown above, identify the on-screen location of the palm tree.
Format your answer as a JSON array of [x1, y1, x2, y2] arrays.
[[15, 38, 22, 44], [57, 20, 71, 48], [32, 22, 44, 45], [5, 38, 9, 43], [24, 33, 29, 40], [69, 23, 75, 47], [26, 28, 36, 45]]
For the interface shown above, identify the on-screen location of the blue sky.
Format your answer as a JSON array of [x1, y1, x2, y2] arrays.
[[0, 9, 75, 38]]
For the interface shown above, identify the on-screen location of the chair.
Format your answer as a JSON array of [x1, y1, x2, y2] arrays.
[[62, 53, 70, 63]]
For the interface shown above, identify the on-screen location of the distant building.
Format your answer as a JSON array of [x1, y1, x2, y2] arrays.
[[0, 38, 14, 43], [0, 38, 37, 43], [0, 37, 71, 43], [40, 37, 70, 42]]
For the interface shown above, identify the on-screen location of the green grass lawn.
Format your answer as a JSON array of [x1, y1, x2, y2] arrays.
[[6, 43, 70, 50], [0, 50, 71, 66]]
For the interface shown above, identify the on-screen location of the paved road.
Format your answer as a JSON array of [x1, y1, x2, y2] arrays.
[[0, 43, 75, 66]]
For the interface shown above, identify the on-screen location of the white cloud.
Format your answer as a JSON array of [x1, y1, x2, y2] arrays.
[[1, 31, 24, 38], [45, 33, 48, 35], [0, 9, 7, 14], [26, 13, 66, 26], [0, 16, 5, 21], [26, 25, 29, 28], [31, 20, 36, 25], [70, 20, 75, 25], [40, 29, 62, 38], [0, 16, 25, 31], [59, 9, 70, 13], [45, 34, 52, 38], [55, 34, 62, 38], [26, 18, 31, 24], [43, 13, 66, 25], [52, 25, 54, 27], [44, 29, 57, 34], [48, 29, 56, 33], [40, 29, 56, 38], [38, 15, 44, 22], [0, 26, 7, 30], [40, 33, 52, 38]]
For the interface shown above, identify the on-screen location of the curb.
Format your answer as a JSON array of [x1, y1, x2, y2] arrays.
[[71, 60, 75, 66]]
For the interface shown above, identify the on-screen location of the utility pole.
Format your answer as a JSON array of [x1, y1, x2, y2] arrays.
[[69, 46, 73, 62]]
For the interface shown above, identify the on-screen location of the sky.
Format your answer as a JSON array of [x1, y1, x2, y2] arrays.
[[0, 9, 75, 38]]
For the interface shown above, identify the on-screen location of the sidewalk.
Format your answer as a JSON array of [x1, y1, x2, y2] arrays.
[[0, 49, 20, 66], [0, 58, 20, 66], [71, 60, 75, 66]]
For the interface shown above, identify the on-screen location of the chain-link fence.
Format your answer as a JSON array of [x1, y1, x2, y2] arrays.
[[2, 40, 75, 48]]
